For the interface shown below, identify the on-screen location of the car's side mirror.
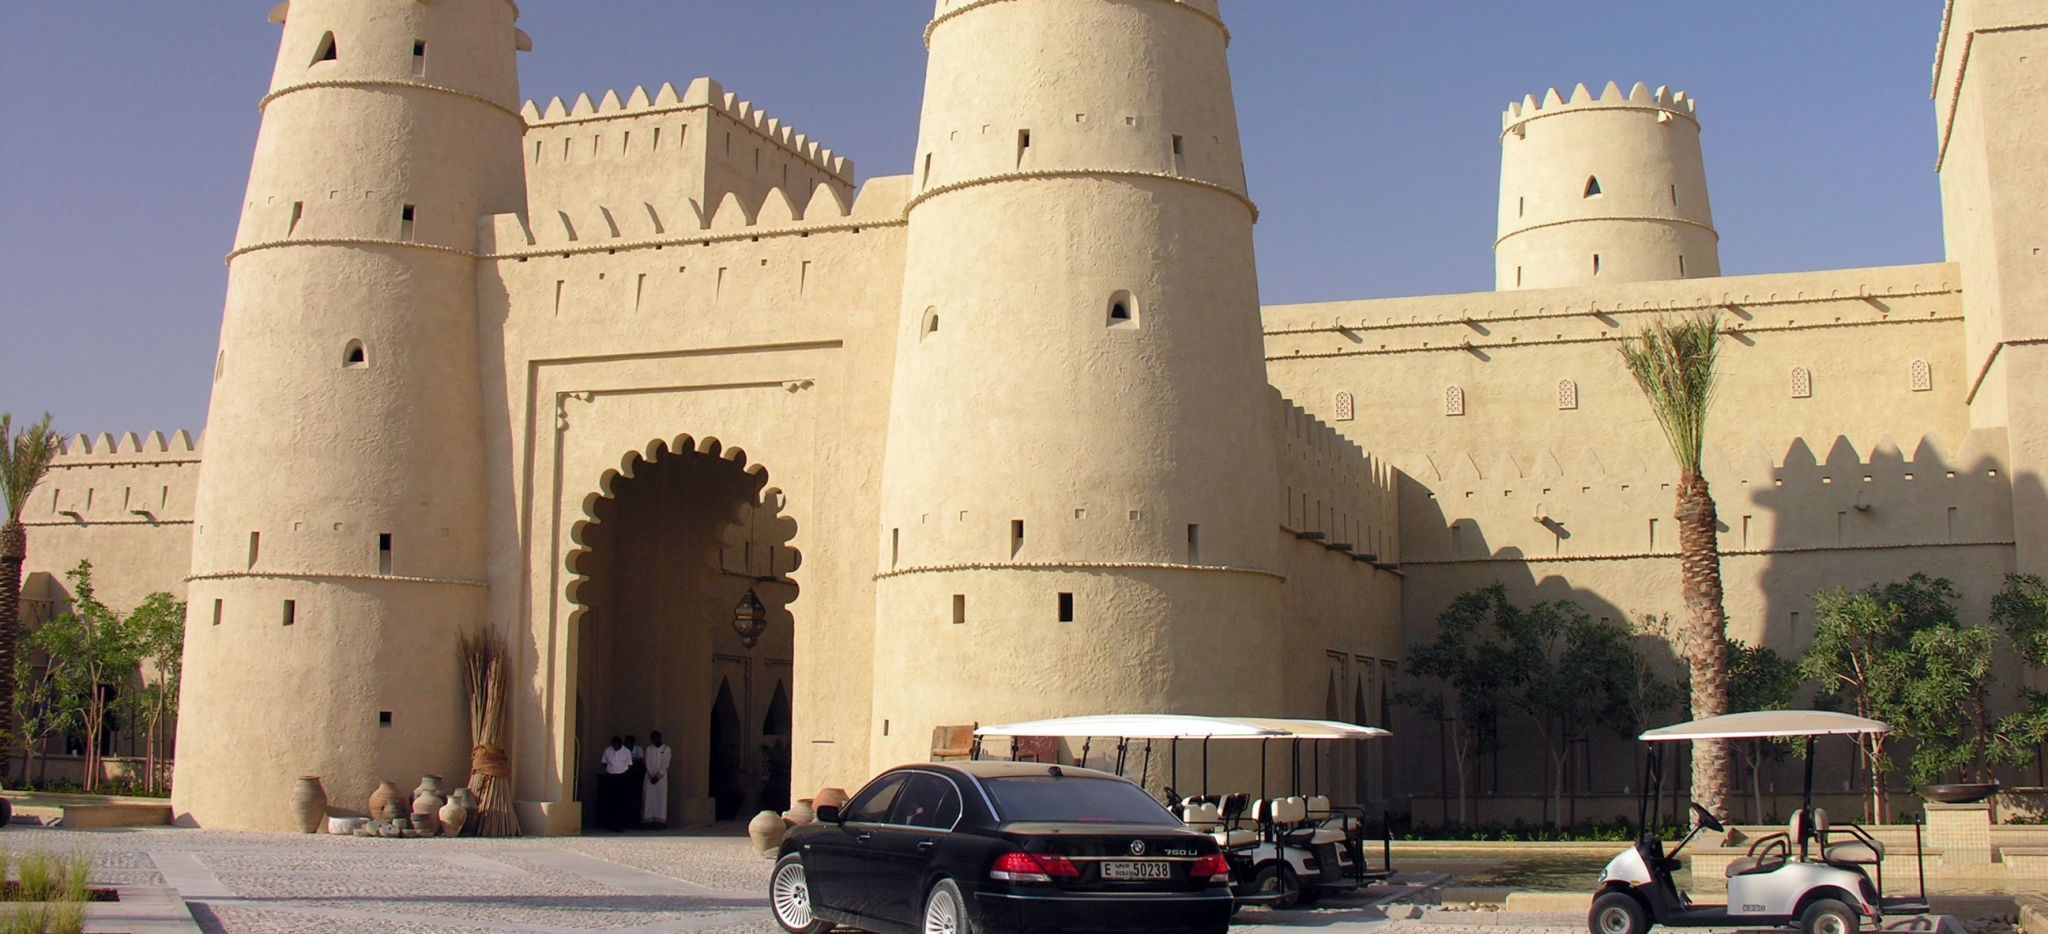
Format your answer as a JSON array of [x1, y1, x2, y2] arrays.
[[817, 804, 843, 824]]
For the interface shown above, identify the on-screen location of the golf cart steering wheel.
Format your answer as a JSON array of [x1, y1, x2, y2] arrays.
[[1689, 803, 1724, 833]]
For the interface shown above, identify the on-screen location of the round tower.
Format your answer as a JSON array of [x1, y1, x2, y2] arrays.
[[1496, 82, 1719, 290], [864, 0, 1285, 769], [173, 0, 525, 830]]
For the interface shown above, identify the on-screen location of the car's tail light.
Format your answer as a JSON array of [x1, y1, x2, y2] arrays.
[[1190, 854, 1232, 885], [989, 852, 1081, 883]]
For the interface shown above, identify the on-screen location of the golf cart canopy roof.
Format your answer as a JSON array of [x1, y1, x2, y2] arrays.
[[1640, 710, 1890, 742], [972, 714, 1388, 741]]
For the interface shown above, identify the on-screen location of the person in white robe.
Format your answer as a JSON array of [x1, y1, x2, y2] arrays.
[[642, 730, 673, 828]]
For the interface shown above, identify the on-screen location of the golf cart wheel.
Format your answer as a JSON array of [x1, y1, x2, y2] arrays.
[[1589, 891, 1649, 934], [1800, 899, 1857, 934], [1251, 862, 1301, 910]]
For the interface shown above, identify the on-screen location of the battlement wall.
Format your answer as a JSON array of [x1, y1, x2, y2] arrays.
[[1273, 392, 1400, 567], [18, 430, 202, 613], [482, 174, 908, 258], [1502, 81, 1697, 135], [520, 78, 857, 241]]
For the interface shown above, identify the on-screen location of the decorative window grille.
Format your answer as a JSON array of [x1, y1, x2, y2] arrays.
[[1791, 367, 1813, 399], [1444, 386, 1466, 417], [1557, 379, 1579, 410], [1910, 359, 1932, 392], [1334, 392, 1355, 422]]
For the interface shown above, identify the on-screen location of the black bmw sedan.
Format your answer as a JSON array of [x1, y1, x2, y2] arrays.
[[769, 761, 1234, 934]]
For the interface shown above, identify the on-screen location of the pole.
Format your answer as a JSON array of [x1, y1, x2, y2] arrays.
[[1202, 736, 1212, 796]]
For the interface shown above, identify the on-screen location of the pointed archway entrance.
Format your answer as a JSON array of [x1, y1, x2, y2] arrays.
[[567, 439, 799, 830]]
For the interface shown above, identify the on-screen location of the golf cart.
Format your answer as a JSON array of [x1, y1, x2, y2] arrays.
[[972, 714, 1396, 910], [1590, 710, 1925, 934]]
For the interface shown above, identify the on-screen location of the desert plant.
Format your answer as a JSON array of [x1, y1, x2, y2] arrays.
[[1618, 315, 1733, 820], [0, 414, 59, 756], [1727, 639, 1803, 822]]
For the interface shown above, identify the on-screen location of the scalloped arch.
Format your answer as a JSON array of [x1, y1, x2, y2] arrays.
[[561, 433, 798, 629]]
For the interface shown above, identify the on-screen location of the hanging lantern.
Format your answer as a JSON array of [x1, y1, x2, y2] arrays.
[[732, 587, 768, 649]]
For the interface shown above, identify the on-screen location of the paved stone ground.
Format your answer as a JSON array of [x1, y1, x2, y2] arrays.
[[0, 827, 2000, 934]]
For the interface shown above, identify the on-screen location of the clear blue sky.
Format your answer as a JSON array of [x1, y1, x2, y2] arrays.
[[0, 3, 1946, 436]]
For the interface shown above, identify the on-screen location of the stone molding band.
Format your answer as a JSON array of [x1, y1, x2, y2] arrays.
[[1934, 23, 2048, 172], [24, 518, 192, 528], [874, 560, 1285, 583], [1262, 285, 1958, 338], [1963, 336, 2048, 406], [226, 237, 476, 266], [188, 570, 489, 588], [1501, 103, 1700, 138], [906, 168, 1258, 222], [926, 0, 1230, 48], [261, 79, 525, 121], [1268, 312, 1963, 362], [488, 217, 909, 262], [1495, 215, 1719, 248], [1402, 538, 2015, 567]]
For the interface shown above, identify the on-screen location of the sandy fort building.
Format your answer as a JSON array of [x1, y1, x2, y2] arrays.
[[14, 0, 2044, 830]]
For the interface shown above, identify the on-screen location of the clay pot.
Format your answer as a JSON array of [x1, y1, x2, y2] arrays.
[[412, 775, 446, 813], [411, 775, 447, 834], [439, 798, 469, 838], [750, 810, 788, 858], [782, 798, 817, 827], [450, 787, 479, 835], [368, 781, 405, 822], [814, 787, 850, 812], [291, 776, 328, 834]]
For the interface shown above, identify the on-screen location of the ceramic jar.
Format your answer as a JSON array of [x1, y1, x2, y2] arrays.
[[450, 787, 479, 834], [290, 776, 327, 834], [749, 810, 787, 858], [411, 775, 446, 836], [368, 781, 405, 822], [439, 798, 469, 837], [782, 798, 816, 827]]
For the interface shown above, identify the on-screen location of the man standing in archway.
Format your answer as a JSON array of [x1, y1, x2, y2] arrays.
[[643, 731, 672, 829], [599, 736, 632, 832]]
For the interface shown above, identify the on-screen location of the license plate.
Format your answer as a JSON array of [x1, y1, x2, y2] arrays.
[[1101, 861, 1172, 881]]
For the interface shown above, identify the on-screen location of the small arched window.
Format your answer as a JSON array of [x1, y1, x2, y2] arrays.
[[311, 31, 338, 66], [1557, 379, 1579, 410], [1334, 392, 1355, 422], [1583, 176, 1603, 199], [1107, 290, 1138, 328], [1790, 366, 1813, 399], [343, 340, 368, 368], [920, 307, 940, 341], [1444, 386, 1466, 417], [1909, 359, 1932, 392]]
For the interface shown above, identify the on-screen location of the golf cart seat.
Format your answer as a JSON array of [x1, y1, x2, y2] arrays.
[[1211, 794, 1258, 850], [1181, 800, 1221, 832], [1811, 808, 1885, 864], [1303, 795, 1352, 844], [1727, 810, 1802, 877]]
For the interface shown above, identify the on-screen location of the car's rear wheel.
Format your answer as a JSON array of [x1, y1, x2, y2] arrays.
[[1589, 890, 1648, 934], [769, 854, 829, 934], [1800, 898, 1858, 934], [924, 878, 975, 934], [1250, 861, 1300, 910]]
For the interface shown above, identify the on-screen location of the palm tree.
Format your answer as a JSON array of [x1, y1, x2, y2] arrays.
[[1618, 316, 1733, 821], [1, 414, 60, 753]]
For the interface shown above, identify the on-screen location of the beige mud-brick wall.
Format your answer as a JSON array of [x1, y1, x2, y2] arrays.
[[20, 433, 200, 614], [478, 167, 909, 833], [519, 77, 855, 243]]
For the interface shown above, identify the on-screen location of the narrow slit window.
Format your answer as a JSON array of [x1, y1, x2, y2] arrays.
[[952, 594, 967, 625], [1518, 196, 1525, 217], [1010, 519, 1025, 557], [248, 531, 261, 568], [212, 599, 223, 627], [1187, 524, 1201, 564], [1678, 255, 1687, 276], [1670, 184, 1678, 206], [890, 528, 900, 569], [1058, 592, 1075, 624], [312, 32, 337, 65], [282, 600, 297, 627], [343, 340, 367, 368], [1592, 253, 1602, 275], [378, 532, 393, 575], [1016, 129, 1032, 167], [921, 307, 940, 340], [1583, 176, 1602, 198], [399, 204, 416, 241], [288, 201, 304, 235], [1171, 134, 1185, 173], [411, 40, 426, 77], [922, 152, 933, 187]]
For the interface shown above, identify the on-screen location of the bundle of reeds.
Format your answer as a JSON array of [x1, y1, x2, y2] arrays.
[[461, 625, 521, 837]]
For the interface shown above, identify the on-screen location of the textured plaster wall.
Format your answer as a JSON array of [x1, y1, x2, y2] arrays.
[[18, 434, 200, 614]]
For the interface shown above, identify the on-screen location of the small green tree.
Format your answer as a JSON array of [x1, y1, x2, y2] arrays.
[[12, 642, 80, 785], [29, 562, 143, 792], [1727, 639, 1802, 821], [1400, 586, 1523, 824], [115, 592, 183, 793], [1987, 574, 2048, 774], [1800, 574, 1958, 821], [1501, 601, 1640, 826]]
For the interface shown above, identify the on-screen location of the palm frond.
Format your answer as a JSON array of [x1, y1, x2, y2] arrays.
[[1618, 315, 1720, 474], [1, 413, 61, 522]]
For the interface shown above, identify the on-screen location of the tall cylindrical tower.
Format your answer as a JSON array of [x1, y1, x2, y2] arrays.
[[1496, 82, 1718, 290], [865, 0, 1285, 769], [173, 0, 525, 830]]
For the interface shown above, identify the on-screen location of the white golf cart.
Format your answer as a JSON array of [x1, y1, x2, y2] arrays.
[[972, 714, 1396, 910], [1590, 710, 1926, 934]]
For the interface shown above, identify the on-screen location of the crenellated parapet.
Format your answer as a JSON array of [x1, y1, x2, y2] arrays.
[[1502, 81, 1697, 137], [1399, 429, 2013, 566], [522, 77, 854, 182], [480, 175, 910, 258], [1275, 392, 1401, 568], [21, 431, 202, 527]]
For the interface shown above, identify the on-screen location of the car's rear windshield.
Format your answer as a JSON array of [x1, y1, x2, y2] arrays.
[[982, 775, 1180, 825]]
